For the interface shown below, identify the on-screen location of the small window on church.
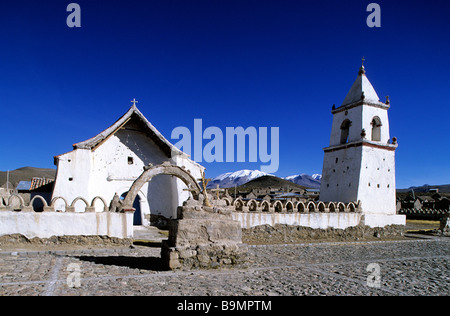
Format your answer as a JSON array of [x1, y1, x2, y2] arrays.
[[371, 116, 382, 141], [128, 156, 134, 165], [340, 119, 351, 144]]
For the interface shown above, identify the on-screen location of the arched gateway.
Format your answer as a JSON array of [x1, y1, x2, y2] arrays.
[[121, 163, 202, 212], [118, 163, 247, 270]]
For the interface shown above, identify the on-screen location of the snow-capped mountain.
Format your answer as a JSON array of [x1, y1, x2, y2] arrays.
[[284, 174, 321, 189], [207, 169, 272, 188], [207, 169, 321, 189]]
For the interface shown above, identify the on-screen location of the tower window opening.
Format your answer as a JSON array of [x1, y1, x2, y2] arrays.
[[371, 116, 382, 141], [340, 119, 351, 144]]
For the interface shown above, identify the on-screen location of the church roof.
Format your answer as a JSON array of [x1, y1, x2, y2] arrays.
[[73, 104, 185, 158], [340, 65, 383, 107]]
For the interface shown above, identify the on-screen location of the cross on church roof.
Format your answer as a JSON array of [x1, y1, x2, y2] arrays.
[[361, 57, 365, 67], [131, 98, 138, 106]]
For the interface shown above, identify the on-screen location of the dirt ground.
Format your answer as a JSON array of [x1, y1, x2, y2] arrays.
[[405, 219, 440, 232]]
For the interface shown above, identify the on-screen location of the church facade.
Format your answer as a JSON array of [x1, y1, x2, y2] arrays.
[[319, 63, 406, 227], [52, 104, 204, 225]]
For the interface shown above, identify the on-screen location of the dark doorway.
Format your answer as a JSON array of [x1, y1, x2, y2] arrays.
[[120, 192, 142, 225]]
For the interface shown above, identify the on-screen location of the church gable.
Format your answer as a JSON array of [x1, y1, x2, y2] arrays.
[[73, 105, 183, 158], [92, 118, 171, 180]]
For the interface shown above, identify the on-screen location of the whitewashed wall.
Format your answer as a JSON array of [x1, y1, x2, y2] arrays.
[[232, 212, 362, 230], [0, 211, 133, 239]]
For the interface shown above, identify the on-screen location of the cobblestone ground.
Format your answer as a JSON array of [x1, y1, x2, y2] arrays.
[[0, 238, 449, 296]]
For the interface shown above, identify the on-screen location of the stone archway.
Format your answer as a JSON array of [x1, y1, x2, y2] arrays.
[[121, 163, 202, 212], [117, 162, 247, 271]]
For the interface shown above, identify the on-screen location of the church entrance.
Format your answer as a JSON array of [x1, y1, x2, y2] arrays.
[[120, 192, 142, 225], [121, 164, 201, 218]]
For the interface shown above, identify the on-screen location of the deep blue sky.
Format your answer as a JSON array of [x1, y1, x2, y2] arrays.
[[1, 0, 449, 188]]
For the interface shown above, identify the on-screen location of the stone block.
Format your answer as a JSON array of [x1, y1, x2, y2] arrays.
[[169, 218, 242, 248], [161, 203, 248, 270]]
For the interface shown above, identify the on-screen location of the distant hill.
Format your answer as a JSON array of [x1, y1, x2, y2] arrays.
[[284, 174, 321, 189], [0, 167, 56, 188], [207, 169, 272, 188], [231, 175, 307, 192], [208, 169, 322, 189], [397, 184, 450, 194]]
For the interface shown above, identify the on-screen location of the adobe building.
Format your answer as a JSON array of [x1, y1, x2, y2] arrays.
[[52, 103, 204, 225]]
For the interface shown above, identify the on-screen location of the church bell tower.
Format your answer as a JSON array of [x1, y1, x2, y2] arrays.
[[319, 61, 406, 227]]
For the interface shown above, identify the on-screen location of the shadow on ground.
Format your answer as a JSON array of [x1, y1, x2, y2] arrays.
[[74, 254, 168, 271], [132, 241, 163, 248]]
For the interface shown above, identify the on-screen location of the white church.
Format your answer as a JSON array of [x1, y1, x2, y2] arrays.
[[319, 62, 405, 227], [50, 62, 405, 230], [0, 61, 407, 243], [51, 103, 204, 225]]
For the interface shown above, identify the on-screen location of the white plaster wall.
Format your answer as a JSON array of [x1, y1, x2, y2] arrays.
[[364, 214, 406, 227], [0, 211, 133, 239], [320, 145, 397, 215], [319, 146, 362, 203], [232, 212, 362, 229], [52, 149, 92, 212], [357, 146, 397, 215]]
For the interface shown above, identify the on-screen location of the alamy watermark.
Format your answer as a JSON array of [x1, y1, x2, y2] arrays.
[[66, 263, 81, 288], [171, 119, 279, 174], [366, 3, 381, 28], [65, 3, 379, 29], [366, 263, 381, 288], [66, 3, 81, 28]]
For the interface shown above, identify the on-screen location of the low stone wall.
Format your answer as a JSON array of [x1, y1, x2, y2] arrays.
[[242, 223, 405, 244], [399, 208, 448, 221], [0, 233, 132, 248], [0, 194, 134, 240], [232, 212, 362, 230], [0, 211, 134, 239]]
